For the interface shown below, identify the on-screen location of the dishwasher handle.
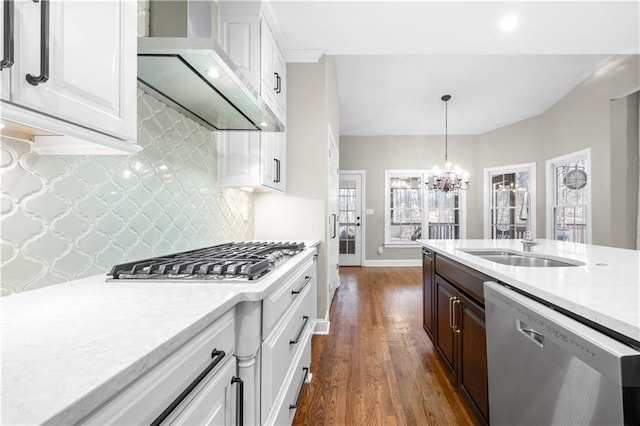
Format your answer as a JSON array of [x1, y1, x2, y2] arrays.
[[517, 319, 544, 347]]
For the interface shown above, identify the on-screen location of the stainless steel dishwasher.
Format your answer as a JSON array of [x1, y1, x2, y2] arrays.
[[484, 281, 640, 425]]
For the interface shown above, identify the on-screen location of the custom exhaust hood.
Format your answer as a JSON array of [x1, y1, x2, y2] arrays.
[[137, 1, 284, 132]]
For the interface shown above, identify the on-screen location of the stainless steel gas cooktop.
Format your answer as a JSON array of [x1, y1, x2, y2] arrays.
[[108, 241, 305, 281]]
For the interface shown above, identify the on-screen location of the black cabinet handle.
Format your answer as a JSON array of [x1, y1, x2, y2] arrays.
[[273, 72, 278, 91], [26, 0, 49, 86], [276, 74, 281, 93], [292, 275, 311, 295], [151, 349, 226, 425], [273, 158, 278, 183], [231, 376, 244, 426], [1, 0, 14, 69], [289, 367, 309, 410], [289, 316, 309, 345]]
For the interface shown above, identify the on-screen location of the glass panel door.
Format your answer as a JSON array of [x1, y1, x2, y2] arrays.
[[339, 172, 363, 266]]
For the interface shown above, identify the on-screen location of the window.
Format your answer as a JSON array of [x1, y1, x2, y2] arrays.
[[546, 149, 591, 243], [483, 163, 536, 239], [384, 170, 465, 246]]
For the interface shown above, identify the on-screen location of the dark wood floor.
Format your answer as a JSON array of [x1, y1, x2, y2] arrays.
[[292, 266, 480, 426]]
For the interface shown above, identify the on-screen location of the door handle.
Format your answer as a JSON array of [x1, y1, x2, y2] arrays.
[[449, 296, 455, 329], [289, 367, 309, 410], [332, 213, 337, 239], [274, 72, 278, 91], [289, 316, 309, 345], [231, 376, 244, 426], [453, 299, 462, 333], [1, 0, 14, 69], [26, 0, 50, 86], [151, 349, 226, 425], [517, 319, 544, 347]]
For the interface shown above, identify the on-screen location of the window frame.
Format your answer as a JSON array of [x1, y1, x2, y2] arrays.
[[483, 162, 537, 239], [545, 149, 592, 244], [384, 169, 466, 247]]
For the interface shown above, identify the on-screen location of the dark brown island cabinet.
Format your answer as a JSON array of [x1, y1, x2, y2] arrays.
[[422, 247, 490, 425]]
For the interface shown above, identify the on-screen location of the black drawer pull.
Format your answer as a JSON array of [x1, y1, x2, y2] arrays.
[[26, 0, 49, 86], [290, 316, 309, 345], [231, 376, 244, 426], [1, 0, 14, 69], [292, 276, 311, 295], [151, 349, 226, 425], [289, 367, 309, 410]]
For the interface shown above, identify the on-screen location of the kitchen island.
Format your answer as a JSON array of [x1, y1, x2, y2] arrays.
[[418, 238, 640, 346], [1, 241, 319, 425], [418, 238, 640, 425]]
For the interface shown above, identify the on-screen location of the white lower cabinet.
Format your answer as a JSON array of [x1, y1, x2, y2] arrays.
[[81, 310, 236, 425], [261, 257, 317, 425], [161, 356, 237, 426]]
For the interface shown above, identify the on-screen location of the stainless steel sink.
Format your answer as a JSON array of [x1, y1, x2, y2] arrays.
[[460, 249, 585, 267]]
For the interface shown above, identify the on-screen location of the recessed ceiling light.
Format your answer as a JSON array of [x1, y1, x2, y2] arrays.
[[500, 15, 518, 32], [259, 121, 268, 127]]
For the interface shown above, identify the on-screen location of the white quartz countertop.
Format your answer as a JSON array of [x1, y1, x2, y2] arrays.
[[418, 239, 640, 346], [1, 241, 318, 425]]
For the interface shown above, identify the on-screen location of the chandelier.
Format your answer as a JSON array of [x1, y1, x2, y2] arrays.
[[426, 94, 470, 192]]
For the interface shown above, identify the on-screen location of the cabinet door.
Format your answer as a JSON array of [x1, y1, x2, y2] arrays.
[[260, 20, 275, 96], [260, 131, 285, 192], [11, 0, 136, 141], [273, 46, 286, 113], [458, 292, 489, 422], [435, 275, 457, 377], [217, 131, 261, 187], [165, 357, 237, 426], [260, 131, 276, 187]]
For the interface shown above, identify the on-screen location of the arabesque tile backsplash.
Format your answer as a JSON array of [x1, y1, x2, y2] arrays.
[[0, 90, 254, 295]]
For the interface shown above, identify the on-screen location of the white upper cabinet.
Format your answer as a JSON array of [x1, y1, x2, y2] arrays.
[[0, 0, 139, 154], [217, 1, 287, 192], [260, 22, 286, 122], [217, 130, 286, 192], [218, 0, 286, 124]]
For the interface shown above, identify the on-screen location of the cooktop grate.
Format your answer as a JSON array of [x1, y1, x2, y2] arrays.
[[108, 241, 305, 281]]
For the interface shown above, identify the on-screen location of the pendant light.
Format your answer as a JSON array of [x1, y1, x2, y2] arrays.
[[426, 94, 470, 192]]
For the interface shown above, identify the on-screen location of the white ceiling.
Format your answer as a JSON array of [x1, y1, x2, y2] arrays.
[[269, 1, 640, 135]]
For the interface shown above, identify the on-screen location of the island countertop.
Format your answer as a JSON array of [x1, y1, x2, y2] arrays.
[[417, 238, 640, 346]]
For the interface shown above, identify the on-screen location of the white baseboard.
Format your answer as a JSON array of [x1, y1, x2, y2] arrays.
[[314, 319, 330, 335], [363, 259, 422, 267]]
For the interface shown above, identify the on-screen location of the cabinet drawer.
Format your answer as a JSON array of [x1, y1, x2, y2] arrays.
[[82, 310, 235, 425], [161, 356, 237, 425], [268, 331, 312, 426], [435, 255, 493, 305], [263, 259, 316, 336], [261, 281, 314, 419]]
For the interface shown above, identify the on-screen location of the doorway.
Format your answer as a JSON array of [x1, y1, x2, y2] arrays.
[[339, 171, 365, 266]]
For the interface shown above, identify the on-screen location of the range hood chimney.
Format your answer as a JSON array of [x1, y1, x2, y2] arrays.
[[137, 1, 284, 132]]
